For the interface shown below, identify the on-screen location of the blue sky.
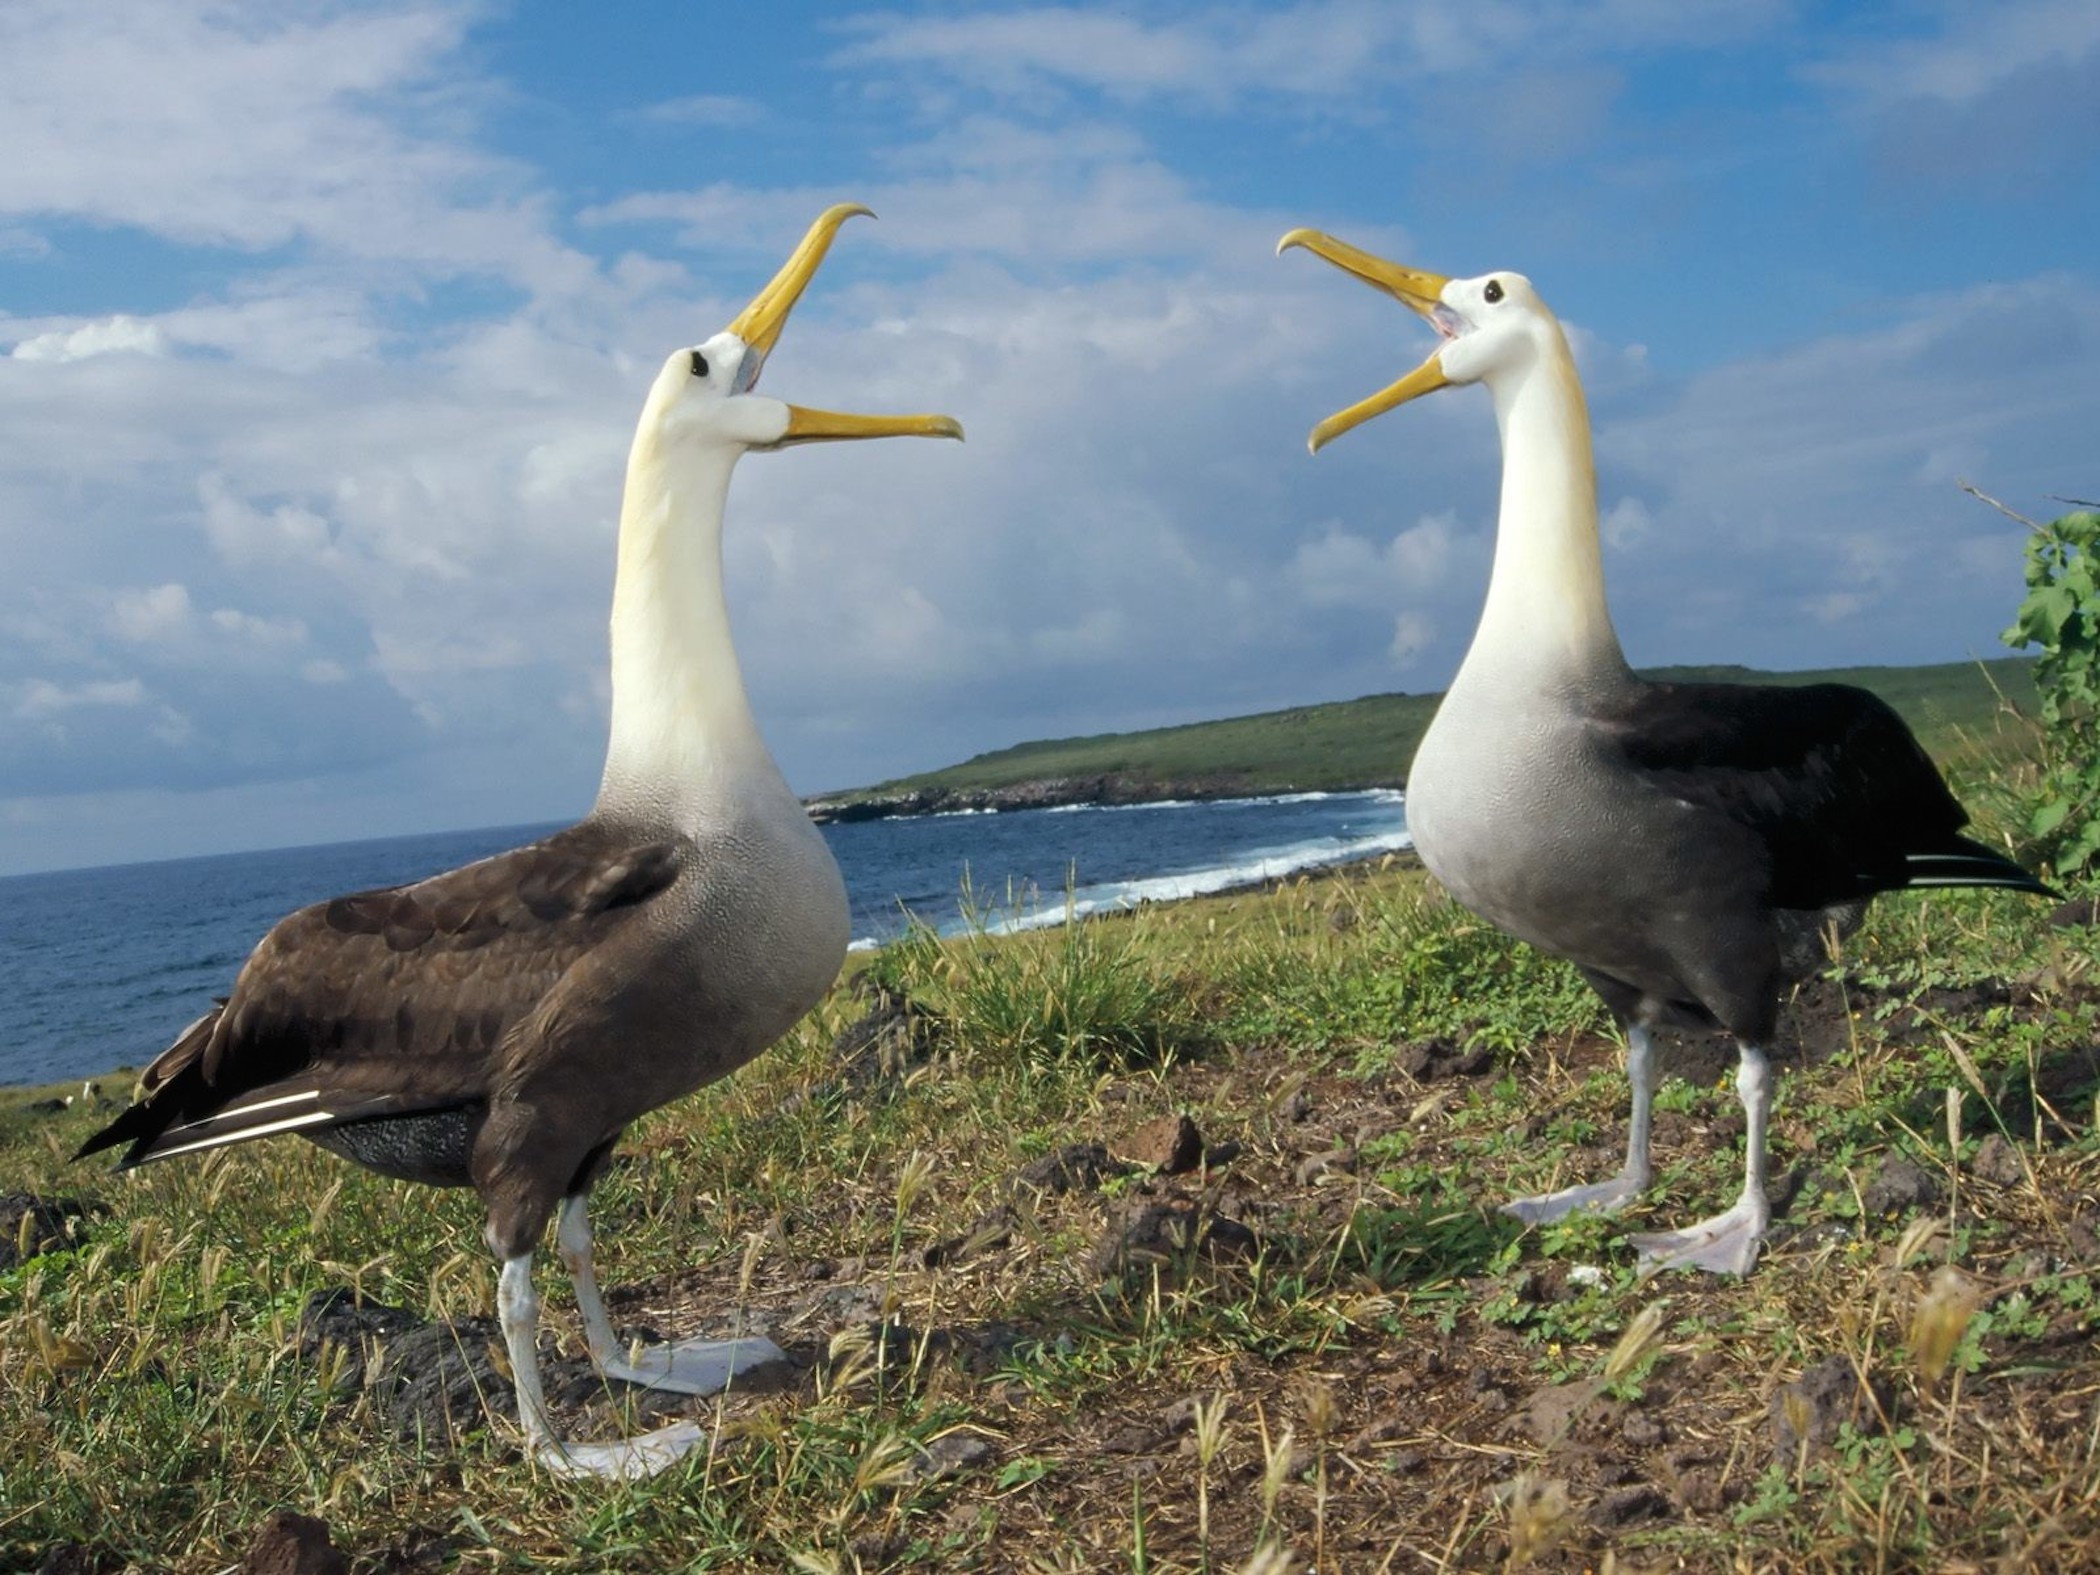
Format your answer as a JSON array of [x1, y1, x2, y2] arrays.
[[2, 0, 2096, 875]]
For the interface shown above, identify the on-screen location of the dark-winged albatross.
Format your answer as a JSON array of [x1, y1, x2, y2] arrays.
[[78, 205, 962, 1476], [1279, 228, 2051, 1275]]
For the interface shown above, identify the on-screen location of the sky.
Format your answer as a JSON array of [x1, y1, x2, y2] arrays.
[[3, 0, 2097, 876]]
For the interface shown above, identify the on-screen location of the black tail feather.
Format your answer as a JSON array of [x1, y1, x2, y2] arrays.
[[72, 1100, 162, 1166], [1906, 837, 2059, 900]]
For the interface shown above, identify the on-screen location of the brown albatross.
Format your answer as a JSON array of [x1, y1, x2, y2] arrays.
[[1280, 227, 2051, 1275], [78, 204, 962, 1476]]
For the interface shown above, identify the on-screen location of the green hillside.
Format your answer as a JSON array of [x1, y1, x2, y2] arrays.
[[812, 657, 2039, 818]]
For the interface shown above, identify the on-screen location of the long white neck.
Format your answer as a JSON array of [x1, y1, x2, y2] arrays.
[[1458, 335, 1628, 694], [595, 430, 781, 822]]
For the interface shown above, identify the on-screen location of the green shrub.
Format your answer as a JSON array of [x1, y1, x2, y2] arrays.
[[2001, 506, 2100, 879], [869, 895, 1198, 1068]]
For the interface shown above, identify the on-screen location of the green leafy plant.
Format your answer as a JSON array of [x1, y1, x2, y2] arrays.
[[2000, 503, 2100, 878]]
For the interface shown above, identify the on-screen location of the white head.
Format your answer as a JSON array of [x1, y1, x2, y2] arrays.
[[1278, 229, 1570, 452], [628, 204, 962, 481]]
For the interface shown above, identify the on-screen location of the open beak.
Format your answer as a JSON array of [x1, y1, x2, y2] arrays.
[[728, 203, 964, 447], [778, 406, 964, 445], [1278, 228, 1453, 453]]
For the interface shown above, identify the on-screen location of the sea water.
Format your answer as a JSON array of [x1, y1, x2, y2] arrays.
[[0, 790, 1408, 1088]]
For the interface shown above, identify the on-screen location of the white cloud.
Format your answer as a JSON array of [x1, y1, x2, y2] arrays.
[[14, 677, 146, 719], [1288, 514, 1461, 609], [12, 315, 170, 362], [1389, 610, 1435, 664], [833, 1, 1792, 108], [108, 583, 194, 644], [1805, 0, 2100, 110], [0, 0, 591, 294], [1800, 0, 2100, 188], [1601, 496, 1653, 549], [1596, 275, 2100, 664], [208, 607, 307, 648]]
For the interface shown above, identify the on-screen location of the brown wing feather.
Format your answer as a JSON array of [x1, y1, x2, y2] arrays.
[[77, 820, 686, 1167]]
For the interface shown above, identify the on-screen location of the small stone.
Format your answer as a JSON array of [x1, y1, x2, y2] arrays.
[[1620, 1411, 1666, 1448], [1116, 1113, 1204, 1175], [1100, 1423, 1162, 1455], [1674, 1468, 1726, 1515], [913, 1430, 997, 1480], [1523, 1377, 1605, 1447], [239, 1511, 348, 1575], [1590, 1484, 1671, 1530], [1969, 1133, 2026, 1188], [1861, 1154, 1942, 1216]]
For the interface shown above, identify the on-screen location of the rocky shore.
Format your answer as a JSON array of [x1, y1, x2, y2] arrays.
[[804, 771, 1401, 824]]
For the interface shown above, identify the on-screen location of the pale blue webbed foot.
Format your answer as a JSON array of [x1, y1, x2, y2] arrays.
[[1501, 1170, 1648, 1225], [534, 1420, 710, 1481], [1630, 1193, 1769, 1277], [598, 1334, 789, 1396]]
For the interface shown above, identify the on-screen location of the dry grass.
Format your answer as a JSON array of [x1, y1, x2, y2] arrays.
[[2, 853, 2096, 1572]]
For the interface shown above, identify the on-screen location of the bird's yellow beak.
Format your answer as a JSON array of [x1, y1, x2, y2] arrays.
[[729, 203, 964, 447], [1279, 228, 1453, 453]]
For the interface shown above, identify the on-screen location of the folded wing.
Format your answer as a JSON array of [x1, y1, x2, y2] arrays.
[[77, 823, 687, 1168]]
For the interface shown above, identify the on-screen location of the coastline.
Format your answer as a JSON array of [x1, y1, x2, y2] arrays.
[[805, 771, 1403, 824]]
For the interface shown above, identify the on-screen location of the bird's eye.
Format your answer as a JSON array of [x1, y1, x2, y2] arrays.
[[1484, 279, 1505, 304], [689, 350, 708, 379]]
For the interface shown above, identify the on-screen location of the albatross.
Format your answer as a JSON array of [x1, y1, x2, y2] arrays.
[[78, 204, 961, 1476], [1279, 228, 2051, 1275]]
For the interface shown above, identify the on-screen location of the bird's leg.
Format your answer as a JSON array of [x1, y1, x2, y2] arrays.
[[1631, 1041, 1772, 1276], [498, 1254, 558, 1454], [555, 1193, 787, 1398], [1502, 1023, 1656, 1224], [555, 1195, 623, 1370], [498, 1250, 708, 1481]]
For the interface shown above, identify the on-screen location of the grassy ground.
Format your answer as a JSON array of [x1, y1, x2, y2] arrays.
[[814, 659, 2040, 809], [4, 743, 2095, 1572]]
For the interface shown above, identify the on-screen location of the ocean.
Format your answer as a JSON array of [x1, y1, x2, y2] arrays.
[[0, 789, 1409, 1090]]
